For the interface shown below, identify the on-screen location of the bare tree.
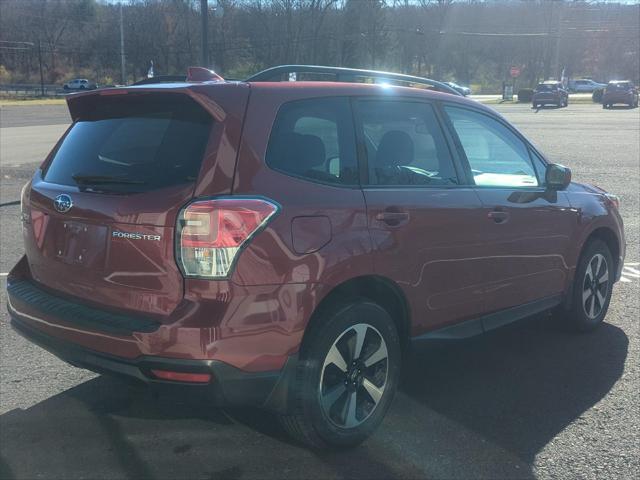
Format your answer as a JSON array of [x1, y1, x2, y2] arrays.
[[0, 0, 637, 90]]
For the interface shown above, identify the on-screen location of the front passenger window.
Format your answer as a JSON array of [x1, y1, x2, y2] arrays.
[[445, 106, 539, 188]]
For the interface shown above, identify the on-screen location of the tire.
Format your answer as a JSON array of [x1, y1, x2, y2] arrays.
[[280, 298, 401, 449], [561, 239, 614, 332], [603, 104, 608, 109]]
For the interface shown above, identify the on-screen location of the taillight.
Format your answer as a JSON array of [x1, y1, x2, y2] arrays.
[[20, 181, 31, 224], [176, 197, 279, 278]]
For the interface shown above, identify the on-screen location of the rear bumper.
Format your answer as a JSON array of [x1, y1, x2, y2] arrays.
[[7, 277, 161, 336], [532, 95, 562, 104], [7, 255, 310, 372], [6, 257, 305, 412], [602, 93, 635, 104], [9, 312, 297, 412]]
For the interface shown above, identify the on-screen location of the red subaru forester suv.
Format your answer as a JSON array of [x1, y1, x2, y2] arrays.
[[7, 65, 625, 448]]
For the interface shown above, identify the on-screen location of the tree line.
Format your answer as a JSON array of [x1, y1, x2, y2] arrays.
[[0, 0, 638, 92]]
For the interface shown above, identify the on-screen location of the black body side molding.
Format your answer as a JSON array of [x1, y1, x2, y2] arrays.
[[413, 294, 562, 341]]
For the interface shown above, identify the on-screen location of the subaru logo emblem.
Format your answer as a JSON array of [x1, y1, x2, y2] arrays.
[[54, 194, 73, 213]]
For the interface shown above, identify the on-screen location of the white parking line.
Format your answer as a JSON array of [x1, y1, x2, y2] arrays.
[[620, 262, 639, 283]]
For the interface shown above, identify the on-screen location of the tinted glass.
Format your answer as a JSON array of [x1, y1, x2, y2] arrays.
[[357, 100, 458, 186], [536, 84, 558, 92], [608, 82, 632, 90], [445, 106, 538, 188], [529, 149, 547, 184], [44, 94, 212, 192], [266, 98, 358, 185]]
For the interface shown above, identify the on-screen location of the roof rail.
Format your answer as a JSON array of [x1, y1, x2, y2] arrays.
[[245, 65, 462, 96]]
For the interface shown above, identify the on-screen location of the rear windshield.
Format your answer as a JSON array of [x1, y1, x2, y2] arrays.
[[608, 82, 631, 90], [44, 94, 212, 192], [536, 84, 558, 92]]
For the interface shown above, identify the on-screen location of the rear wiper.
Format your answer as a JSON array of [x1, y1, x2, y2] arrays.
[[72, 174, 146, 185]]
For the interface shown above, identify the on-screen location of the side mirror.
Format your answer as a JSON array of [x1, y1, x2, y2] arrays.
[[546, 163, 572, 190]]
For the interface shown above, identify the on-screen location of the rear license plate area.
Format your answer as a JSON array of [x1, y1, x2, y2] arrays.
[[53, 220, 108, 268]]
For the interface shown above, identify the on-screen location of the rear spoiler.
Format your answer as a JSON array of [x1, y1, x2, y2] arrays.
[[65, 85, 227, 122], [66, 67, 227, 122], [131, 67, 224, 85]]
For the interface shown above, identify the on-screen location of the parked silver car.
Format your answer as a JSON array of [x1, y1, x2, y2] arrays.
[[63, 78, 97, 91], [568, 79, 606, 93]]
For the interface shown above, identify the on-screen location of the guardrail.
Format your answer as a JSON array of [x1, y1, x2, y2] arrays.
[[0, 83, 66, 97]]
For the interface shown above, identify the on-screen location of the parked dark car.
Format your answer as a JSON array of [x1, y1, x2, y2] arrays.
[[8, 65, 625, 449], [444, 81, 472, 96], [602, 81, 639, 108], [532, 81, 569, 108]]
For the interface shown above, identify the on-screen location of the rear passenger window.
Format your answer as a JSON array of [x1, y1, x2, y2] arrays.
[[266, 98, 358, 185], [356, 100, 458, 187]]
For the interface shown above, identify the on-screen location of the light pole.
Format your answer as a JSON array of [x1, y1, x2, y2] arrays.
[[553, 2, 564, 81], [201, 0, 209, 67], [37, 40, 45, 96], [119, 2, 126, 84]]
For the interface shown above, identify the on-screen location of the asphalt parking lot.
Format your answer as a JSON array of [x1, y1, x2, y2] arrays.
[[0, 102, 638, 479]]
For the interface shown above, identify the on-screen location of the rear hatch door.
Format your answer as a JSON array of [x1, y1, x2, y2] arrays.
[[22, 88, 238, 317]]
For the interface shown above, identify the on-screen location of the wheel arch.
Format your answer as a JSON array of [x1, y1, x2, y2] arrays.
[[301, 275, 412, 356], [582, 226, 621, 275], [564, 225, 622, 309]]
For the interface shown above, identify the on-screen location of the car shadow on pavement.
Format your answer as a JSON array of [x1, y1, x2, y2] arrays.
[[402, 314, 628, 469], [0, 315, 627, 480]]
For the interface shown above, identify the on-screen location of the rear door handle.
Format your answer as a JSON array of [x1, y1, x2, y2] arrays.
[[376, 211, 410, 226], [487, 209, 510, 224]]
